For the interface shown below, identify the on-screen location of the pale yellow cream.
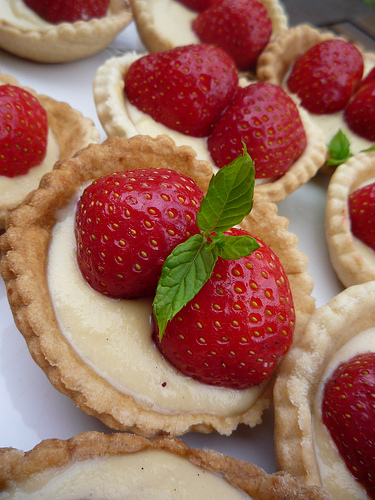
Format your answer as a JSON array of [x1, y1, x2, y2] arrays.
[[0, 128, 60, 201], [0, 449, 250, 499], [313, 327, 375, 500], [47, 194, 267, 416]]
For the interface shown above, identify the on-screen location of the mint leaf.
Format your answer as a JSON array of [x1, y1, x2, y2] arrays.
[[154, 234, 218, 339], [197, 146, 255, 233], [326, 129, 353, 166], [362, 143, 375, 153], [215, 234, 260, 260]]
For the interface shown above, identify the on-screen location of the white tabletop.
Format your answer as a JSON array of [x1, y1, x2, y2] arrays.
[[0, 20, 344, 473]]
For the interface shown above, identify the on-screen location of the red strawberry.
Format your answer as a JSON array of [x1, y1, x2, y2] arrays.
[[192, 0, 272, 71], [155, 228, 295, 389], [0, 84, 48, 178], [287, 39, 364, 114], [344, 80, 375, 142], [75, 168, 204, 299], [207, 82, 307, 179], [322, 352, 375, 498], [23, 0, 110, 23], [124, 44, 238, 137], [359, 66, 375, 90], [349, 181, 375, 251], [176, 0, 216, 12]]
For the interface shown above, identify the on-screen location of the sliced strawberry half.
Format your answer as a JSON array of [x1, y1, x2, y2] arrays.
[[349, 181, 375, 251], [207, 82, 307, 179], [344, 80, 375, 142], [0, 84, 48, 178], [124, 44, 238, 137], [75, 168, 204, 299], [322, 352, 375, 498], [23, 0, 110, 23], [176, 0, 215, 11]]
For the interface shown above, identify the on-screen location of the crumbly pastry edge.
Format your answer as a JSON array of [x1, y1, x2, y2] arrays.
[[325, 150, 375, 288], [0, 0, 132, 63], [93, 52, 328, 204], [0, 134, 314, 437], [129, 0, 289, 54], [273, 280, 375, 489], [0, 72, 100, 229], [0, 431, 332, 499]]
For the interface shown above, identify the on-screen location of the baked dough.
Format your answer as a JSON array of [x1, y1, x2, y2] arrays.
[[0, 134, 314, 437], [0, 72, 100, 228], [0, 431, 332, 499], [0, 0, 132, 63], [273, 280, 375, 493], [93, 53, 327, 203], [325, 150, 375, 288]]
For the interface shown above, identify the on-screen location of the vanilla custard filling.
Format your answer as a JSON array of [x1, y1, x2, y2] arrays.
[[312, 327, 375, 500], [0, 449, 250, 499], [0, 129, 59, 201], [1, 0, 114, 28], [47, 193, 267, 416]]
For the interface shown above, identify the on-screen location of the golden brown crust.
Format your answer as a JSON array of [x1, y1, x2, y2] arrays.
[[0, 431, 332, 499], [273, 281, 375, 490], [0, 72, 100, 228], [0, 0, 132, 63], [0, 135, 314, 437], [325, 151, 375, 287], [129, 0, 288, 55], [93, 53, 327, 203]]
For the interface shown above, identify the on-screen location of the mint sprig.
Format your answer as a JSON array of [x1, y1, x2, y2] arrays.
[[327, 129, 375, 167], [153, 146, 259, 339]]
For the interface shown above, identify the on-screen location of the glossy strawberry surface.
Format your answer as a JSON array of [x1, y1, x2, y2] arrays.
[[287, 39, 364, 114], [349, 181, 375, 251], [207, 82, 307, 178], [125, 44, 238, 137], [192, 0, 272, 70], [0, 85, 48, 178], [322, 352, 375, 499], [24, 0, 110, 23], [344, 80, 375, 142], [155, 229, 295, 389], [75, 168, 203, 299]]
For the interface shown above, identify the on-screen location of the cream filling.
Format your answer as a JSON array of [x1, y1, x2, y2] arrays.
[[1, 449, 251, 499], [312, 327, 375, 500], [0, 128, 60, 201], [1, 0, 113, 28], [47, 194, 267, 416]]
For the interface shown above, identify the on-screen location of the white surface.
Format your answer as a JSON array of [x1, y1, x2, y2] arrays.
[[0, 21, 344, 473]]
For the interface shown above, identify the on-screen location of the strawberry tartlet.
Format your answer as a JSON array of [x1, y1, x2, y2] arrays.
[[273, 280, 375, 500], [0, 135, 315, 437], [0, 72, 99, 229], [0, 0, 132, 63]]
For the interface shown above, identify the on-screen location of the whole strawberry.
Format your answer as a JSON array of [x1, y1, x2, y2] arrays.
[[287, 39, 364, 114], [207, 82, 307, 178], [192, 0, 272, 71], [176, 0, 215, 11], [153, 148, 295, 389], [155, 228, 295, 388], [0, 84, 48, 178], [75, 168, 203, 299], [23, 0, 110, 23], [349, 181, 375, 251], [322, 352, 375, 498], [124, 44, 238, 137], [344, 80, 375, 142]]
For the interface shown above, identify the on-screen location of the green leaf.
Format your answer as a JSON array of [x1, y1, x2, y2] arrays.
[[153, 234, 218, 339], [215, 234, 260, 260], [362, 143, 375, 153], [326, 129, 353, 166], [197, 145, 255, 233]]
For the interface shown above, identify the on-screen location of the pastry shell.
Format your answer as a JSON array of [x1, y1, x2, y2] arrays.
[[325, 150, 375, 288], [0, 0, 132, 63], [0, 134, 314, 437], [129, 0, 289, 56], [0, 431, 332, 499], [273, 280, 375, 492], [93, 53, 328, 203], [0, 72, 100, 229]]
